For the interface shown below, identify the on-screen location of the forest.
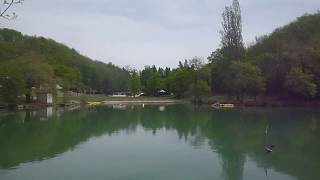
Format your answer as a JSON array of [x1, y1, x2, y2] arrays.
[[132, 8, 320, 103], [208, 10, 320, 101], [0, 0, 320, 105], [0, 29, 130, 105]]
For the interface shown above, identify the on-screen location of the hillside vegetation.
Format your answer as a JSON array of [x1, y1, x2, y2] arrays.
[[0, 29, 129, 104], [247, 13, 320, 98], [1, 9, 320, 106], [209, 12, 320, 101]]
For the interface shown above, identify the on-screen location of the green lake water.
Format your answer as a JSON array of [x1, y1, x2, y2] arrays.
[[0, 104, 319, 180]]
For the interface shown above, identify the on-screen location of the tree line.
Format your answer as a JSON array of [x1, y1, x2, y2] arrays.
[[128, 1, 320, 102], [1, 0, 320, 105], [208, 2, 320, 100], [0, 29, 130, 105], [128, 58, 211, 103]]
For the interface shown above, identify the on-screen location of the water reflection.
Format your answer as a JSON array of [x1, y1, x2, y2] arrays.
[[159, 106, 165, 112], [112, 104, 127, 110], [0, 105, 319, 180]]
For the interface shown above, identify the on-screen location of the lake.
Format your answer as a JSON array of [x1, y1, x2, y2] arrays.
[[0, 104, 319, 180]]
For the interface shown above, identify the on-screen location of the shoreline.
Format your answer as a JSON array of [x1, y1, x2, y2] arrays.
[[0, 97, 188, 111], [2, 95, 320, 111], [103, 100, 187, 105], [202, 98, 320, 107]]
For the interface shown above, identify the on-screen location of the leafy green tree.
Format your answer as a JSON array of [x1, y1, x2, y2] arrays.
[[220, 0, 244, 62], [54, 65, 82, 89], [188, 57, 211, 102], [285, 67, 317, 98], [199, 64, 211, 86], [0, 28, 130, 95], [208, 49, 227, 93], [0, 74, 24, 106], [246, 12, 320, 99], [167, 68, 193, 98], [145, 72, 162, 96], [0, 54, 56, 104], [166, 57, 212, 100], [129, 71, 141, 96], [187, 80, 211, 103], [209, 0, 244, 94], [141, 66, 165, 96], [19, 55, 56, 102], [224, 61, 266, 99]]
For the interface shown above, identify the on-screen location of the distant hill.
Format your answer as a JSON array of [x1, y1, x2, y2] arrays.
[[247, 12, 320, 98], [0, 29, 129, 93]]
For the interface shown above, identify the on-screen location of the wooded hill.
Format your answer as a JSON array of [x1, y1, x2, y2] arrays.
[[1, 11, 320, 105], [209, 12, 320, 100], [247, 12, 320, 98], [0, 28, 129, 94]]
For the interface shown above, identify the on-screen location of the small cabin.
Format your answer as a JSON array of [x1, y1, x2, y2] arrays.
[[37, 93, 53, 105]]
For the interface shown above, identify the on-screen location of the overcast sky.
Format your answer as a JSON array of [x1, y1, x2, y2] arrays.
[[2, 0, 320, 69]]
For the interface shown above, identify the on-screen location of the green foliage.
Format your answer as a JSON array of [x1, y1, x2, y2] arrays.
[[0, 75, 24, 106], [247, 12, 320, 98], [209, 49, 228, 93], [220, 0, 244, 62], [0, 54, 56, 104], [167, 57, 211, 101], [0, 28, 130, 95], [54, 65, 81, 89], [224, 61, 265, 99], [141, 66, 165, 96], [129, 71, 142, 96], [2, 11, 320, 103], [146, 72, 162, 96], [199, 64, 211, 85], [285, 67, 317, 98], [208, 12, 320, 100], [210, 0, 246, 94], [167, 68, 193, 98], [187, 80, 211, 103]]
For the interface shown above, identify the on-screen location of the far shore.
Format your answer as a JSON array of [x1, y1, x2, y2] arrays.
[[103, 100, 187, 105], [2, 94, 320, 111]]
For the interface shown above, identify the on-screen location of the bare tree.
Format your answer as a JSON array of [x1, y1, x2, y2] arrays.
[[0, 0, 24, 20]]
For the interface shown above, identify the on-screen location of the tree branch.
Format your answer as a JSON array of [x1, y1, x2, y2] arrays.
[[0, 0, 24, 20]]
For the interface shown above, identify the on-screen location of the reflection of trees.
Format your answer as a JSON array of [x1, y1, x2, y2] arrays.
[[247, 109, 320, 180], [0, 106, 320, 180], [202, 108, 320, 180], [0, 107, 141, 168]]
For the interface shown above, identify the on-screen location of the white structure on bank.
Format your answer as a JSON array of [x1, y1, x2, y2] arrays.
[[37, 93, 53, 105]]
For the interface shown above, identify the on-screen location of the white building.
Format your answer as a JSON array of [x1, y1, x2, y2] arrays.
[[37, 93, 53, 105]]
